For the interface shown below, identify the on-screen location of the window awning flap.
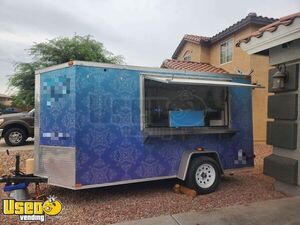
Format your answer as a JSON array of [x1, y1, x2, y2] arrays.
[[145, 76, 262, 88]]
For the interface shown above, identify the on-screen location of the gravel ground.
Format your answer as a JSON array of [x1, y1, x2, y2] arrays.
[[0, 144, 286, 225]]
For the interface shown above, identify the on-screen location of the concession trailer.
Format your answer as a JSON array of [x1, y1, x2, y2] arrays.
[[1, 60, 261, 197]]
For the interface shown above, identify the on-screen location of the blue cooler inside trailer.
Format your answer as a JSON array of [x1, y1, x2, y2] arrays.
[[169, 110, 205, 127]]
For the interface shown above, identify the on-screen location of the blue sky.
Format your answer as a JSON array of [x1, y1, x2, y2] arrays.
[[0, 0, 299, 94]]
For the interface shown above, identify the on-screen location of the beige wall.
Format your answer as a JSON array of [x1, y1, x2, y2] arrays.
[[174, 25, 270, 143], [209, 26, 253, 73], [177, 42, 210, 63], [200, 45, 210, 63], [177, 42, 202, 62], [250, 54, 269, 143], [0, 97, 12, 106]]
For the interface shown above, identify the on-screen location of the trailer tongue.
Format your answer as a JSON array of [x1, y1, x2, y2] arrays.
[[0, 150, 47, 200]]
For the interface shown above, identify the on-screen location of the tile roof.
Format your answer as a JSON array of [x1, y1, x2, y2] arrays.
[[161, 59, 228, 74], [172, 13, 276, 59], [182, 34, 211, 44], [236, 12, 300, 46], [211, 13, 276, 44]]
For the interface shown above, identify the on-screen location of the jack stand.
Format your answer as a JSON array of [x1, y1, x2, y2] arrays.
[[1, 151, 48, 200]]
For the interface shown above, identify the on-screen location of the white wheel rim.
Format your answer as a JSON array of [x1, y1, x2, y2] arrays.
[[195, 163, 216, 189], [9, 131, 23, 144]]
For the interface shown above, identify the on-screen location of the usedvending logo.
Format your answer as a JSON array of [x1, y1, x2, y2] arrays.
[[2, 195, 62, 222]]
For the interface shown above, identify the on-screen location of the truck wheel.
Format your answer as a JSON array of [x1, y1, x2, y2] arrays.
[[4, 128, 27, 146], [185, 156, 220, 194]]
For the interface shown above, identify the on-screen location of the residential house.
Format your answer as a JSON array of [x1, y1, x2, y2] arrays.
[[0, 94, 12, 106], [238, 12, 300, 196], [162, 13, 277, 143]]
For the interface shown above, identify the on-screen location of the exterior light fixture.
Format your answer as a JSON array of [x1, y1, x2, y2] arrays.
[[272, 64, 288, 90], [195, 147, 204, 151]]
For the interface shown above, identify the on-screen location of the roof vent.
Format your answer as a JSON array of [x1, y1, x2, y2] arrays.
[[248, 12, 257, 17]]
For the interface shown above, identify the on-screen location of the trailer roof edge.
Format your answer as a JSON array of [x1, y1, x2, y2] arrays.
[[35, 60, 249, 79], [35, 62, 71, 75]]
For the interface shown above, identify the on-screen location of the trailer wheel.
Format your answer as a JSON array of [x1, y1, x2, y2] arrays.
[[185, 156, 220, 194]]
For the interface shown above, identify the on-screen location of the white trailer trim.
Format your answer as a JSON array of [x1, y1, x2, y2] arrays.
[[144, 76, 262, 88]]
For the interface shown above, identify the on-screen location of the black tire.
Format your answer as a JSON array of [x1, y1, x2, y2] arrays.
[[185, 156, 220, 194], [4, 128, 28, 146]]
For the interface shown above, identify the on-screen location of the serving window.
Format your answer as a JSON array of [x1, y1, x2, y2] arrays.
[[142, 78, 229, 129]]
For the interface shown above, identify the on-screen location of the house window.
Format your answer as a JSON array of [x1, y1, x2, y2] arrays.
[[143, 79, 228, 128], [183, 50, 192, 62], [220, 38, 233, 64]]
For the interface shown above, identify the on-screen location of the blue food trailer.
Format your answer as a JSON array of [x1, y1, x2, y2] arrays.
[[1, 60, 258, 196]]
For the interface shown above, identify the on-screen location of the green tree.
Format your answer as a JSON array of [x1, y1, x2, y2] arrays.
[[9, 35, 124, 108]]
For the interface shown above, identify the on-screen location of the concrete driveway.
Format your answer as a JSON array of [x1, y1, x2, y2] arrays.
[[0, 138, 34, 151], [112, 196, 300, 225]]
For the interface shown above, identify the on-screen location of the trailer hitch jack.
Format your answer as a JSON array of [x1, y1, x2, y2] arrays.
[[0, 151, 48, 200]]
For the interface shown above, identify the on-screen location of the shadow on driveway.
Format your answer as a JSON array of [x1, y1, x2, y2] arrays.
[[0, 138, 34, 151]]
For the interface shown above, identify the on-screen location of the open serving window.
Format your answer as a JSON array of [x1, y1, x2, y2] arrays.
[[140, 74, 259, 136]]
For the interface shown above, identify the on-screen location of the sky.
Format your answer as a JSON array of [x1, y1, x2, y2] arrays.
[[0, 0, 299, 95]]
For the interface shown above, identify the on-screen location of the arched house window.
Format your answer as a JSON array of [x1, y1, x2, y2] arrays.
[[183, 50, 192, 61]]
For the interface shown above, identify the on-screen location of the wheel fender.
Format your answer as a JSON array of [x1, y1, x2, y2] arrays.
[[177, 149, 224, 181], [2, 121, 30, 136]]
